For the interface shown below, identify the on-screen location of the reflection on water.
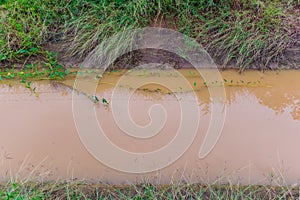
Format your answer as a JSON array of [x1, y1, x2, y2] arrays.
[[0, 69, 300, 185]]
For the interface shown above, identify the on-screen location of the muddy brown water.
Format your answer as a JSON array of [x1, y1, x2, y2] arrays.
[[0, 69, 300, 185]]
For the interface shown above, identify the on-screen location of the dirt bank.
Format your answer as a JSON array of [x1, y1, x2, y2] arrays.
[[46, 40, 300, 71]]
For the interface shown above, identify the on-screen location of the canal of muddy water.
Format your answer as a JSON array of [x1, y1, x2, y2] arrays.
[[0, 69, 299, 185]]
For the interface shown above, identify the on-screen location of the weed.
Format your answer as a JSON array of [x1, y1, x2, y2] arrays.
[[102, 97, 109, 105], [1, 0, 299, 71], [0, 181, 299, 199], [0, 52, 71, 93]]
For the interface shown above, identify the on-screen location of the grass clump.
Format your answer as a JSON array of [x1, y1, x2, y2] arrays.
[[0, 0, 299, 71], [190, 0, 300, 70], [1, 181, 300, 199], [0, 0, 66, 63], [63, 0, 299, 70], [62, 0, 155, 60]]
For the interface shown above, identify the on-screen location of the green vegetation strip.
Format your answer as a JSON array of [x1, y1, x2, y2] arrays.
[[0, 51, 73, 93], [1, 181, 300, 199], [0, 0, 299, 73]]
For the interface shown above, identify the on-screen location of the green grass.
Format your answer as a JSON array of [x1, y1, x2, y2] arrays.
[[0, 0, 66, 63], [0, 49, 73, 92], [62, 0, 300, 70], [1, 180, 300, 199], [0, 0, 299, 71]]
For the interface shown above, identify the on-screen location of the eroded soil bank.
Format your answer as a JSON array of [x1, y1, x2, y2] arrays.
[[0, 69, 300, 185]]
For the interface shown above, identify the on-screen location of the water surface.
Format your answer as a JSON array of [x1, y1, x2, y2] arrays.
[[0, 69, 299, 185]]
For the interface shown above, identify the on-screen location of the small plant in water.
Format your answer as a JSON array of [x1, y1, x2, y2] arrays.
[[202, 79, 264, 87], [91, 95, 99, 103], [102, 97, 109, 105]]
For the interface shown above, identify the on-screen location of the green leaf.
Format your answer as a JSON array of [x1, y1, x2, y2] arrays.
[[29, 47, 39, 53], [102, 97, 109, 104], [25, 81, 31, 88], [17, 49, 29, 54], [0, 54, 6, 60], [91, 95, 99, 103]]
